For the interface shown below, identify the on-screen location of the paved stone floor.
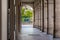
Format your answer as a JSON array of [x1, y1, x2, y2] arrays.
[[54, 38, 60, 40], [18, 25, 60, 40]]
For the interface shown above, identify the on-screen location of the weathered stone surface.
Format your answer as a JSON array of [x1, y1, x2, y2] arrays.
[[48, 0, 54, 35], [40, 0, 43, 30], [34, 0, 41, 28], [44, 0, 47, 32], [55, 0, 60, 38], [10, 0, 15, 40]]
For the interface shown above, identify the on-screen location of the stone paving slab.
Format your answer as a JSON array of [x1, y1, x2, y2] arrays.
[[54, 38, 60, 40], [18, 25, 60, 40]]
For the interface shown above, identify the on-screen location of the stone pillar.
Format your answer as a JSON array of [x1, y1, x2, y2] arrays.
[[18, 2, 21, 32], [1, 0, 7, 40], [40, 0, 43, 31], [55, 0, 60, 38], [10, 0, 15, 40], [35, 8, 39, 27], [34, 0, 39, 28], [33, 3, 35, 27], [38, 0, 41, 29], [39, 1, 41, 30], [41, 0, 44, 32], [44, 0, 47, 32], [16, 0, 21, 32], [48, 0, 54, 35], [15, 0, 21, 40], [34, 0, 42, 29], [0, 0, 1, 40]]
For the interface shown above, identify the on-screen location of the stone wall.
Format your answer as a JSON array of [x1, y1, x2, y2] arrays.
[[55, 0, 60, 38], [34, 0, 60, 38]]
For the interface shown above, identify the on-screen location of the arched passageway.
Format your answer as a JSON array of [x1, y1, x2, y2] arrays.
[[21, 5, 34, 28], [0, 0, 60, 40]]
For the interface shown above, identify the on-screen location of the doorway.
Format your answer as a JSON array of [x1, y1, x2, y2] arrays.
[[21, 4, 34, 28]]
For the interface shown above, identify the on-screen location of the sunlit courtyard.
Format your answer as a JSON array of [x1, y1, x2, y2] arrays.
[[21, 5, 34, 25]]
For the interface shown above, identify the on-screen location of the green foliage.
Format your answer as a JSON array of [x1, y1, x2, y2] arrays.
[[21, 7, 25, 16], [24, 9, 33, 17], [21, 6, 33, 22]]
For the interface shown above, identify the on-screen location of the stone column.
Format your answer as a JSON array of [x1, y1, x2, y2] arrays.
[[10, 0, 15, 40], [38, 0, 41, 29], [44, 0, 47, 32], [0, 0, 1, 40], [1, 0, 7, 40], [41, 0, 44, 32], [55, 0, 60, 38], [18, 2, 21, 32], [15, 0, 21, 40], [48, 0, 54, 35], [33, 2, 35, 28], [39, 0, 41, 30], [40, 0, 43, 31], [34, 0, 39, 28]]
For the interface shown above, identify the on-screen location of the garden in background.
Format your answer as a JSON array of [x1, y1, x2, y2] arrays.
[[21, 6, 33, 24]]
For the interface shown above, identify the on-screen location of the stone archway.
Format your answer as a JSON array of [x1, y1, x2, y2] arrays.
[[21, 5, 34, 24]]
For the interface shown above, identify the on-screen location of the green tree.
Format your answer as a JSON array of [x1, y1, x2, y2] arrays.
[[21, 6, 33, 22]]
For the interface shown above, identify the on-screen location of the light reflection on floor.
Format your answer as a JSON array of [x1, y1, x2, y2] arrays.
[[18, 25, 53, 40], [21, 25, 33, 34], [21, 25, 33, 28]]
